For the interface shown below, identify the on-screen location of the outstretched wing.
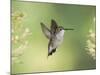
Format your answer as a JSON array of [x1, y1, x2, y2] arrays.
[[40, 22, 51, 39], [51, 19, 58, 34]]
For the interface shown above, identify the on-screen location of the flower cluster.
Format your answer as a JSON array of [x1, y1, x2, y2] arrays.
[[12, 11, 32, 64], [86, 30, 96, 60]]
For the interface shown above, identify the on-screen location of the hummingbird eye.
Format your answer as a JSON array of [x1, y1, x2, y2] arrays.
[[58, 28, 62, 31], [60, 28, 62, 30]]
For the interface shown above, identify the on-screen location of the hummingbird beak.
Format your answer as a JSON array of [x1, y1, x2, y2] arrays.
[[64, 28, 74, 30]]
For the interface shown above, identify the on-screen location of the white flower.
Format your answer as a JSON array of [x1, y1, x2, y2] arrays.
[[15, 35, 19, 40], [25, 28, 30, 33]]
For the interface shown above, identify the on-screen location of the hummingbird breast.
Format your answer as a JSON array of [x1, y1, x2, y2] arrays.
[[48, 30, 64, 54], [53, 30, 64, 48]]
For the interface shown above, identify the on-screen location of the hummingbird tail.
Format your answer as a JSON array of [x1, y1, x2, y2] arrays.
[[48, 48, 56, 57]]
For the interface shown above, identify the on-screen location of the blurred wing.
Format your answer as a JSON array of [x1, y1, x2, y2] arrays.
[[51, 19, 58, 34], [40, 22, 51, 39]]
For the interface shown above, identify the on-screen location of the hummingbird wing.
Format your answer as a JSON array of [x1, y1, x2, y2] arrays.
[[51, 19, 58, 34], [40, 22, 51, 39]]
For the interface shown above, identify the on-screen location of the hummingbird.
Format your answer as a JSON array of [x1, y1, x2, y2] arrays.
[[40, 19, 74, 57]]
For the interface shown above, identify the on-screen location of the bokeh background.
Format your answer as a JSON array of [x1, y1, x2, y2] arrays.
[[11, 0, 96, 74]]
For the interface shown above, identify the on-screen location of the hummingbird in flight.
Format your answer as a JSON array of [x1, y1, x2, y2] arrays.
[[40, 19, 74, 57]]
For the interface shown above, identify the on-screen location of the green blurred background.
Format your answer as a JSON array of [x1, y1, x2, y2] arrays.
[[12, 0, 96, 74]]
